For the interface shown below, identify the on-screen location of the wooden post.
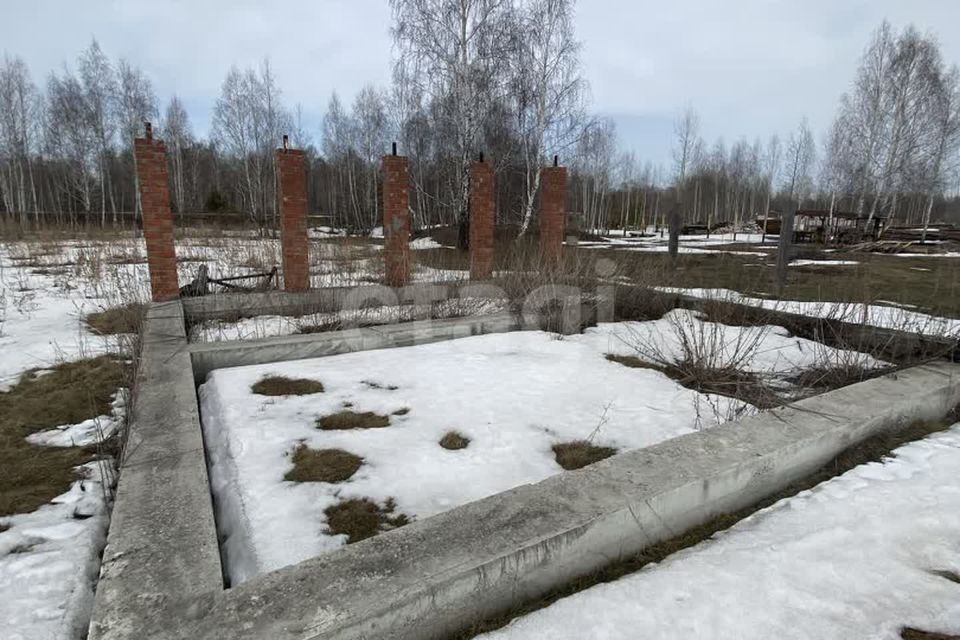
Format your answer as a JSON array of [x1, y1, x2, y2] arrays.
[[775, 209, 796, 296]]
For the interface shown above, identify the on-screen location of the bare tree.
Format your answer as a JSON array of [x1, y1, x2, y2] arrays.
[[513, 0, 587, 237], [0, 55, 40, 223], [921, 65, 960, 240], [783, 118, 816, 209], [390, 0, 513, 243], [116, 59, 157, 219], [672, 106, 700, 189], [163, 95, 192, 214], [78, 39, 117, 223], [212, 59, 291, 228]]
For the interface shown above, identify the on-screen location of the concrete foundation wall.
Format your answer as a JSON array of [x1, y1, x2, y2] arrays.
[[89, 301, 222, 639], [107, 354, 959, 640], [189, 312, 521, 381]]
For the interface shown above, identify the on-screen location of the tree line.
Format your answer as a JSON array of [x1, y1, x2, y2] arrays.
[[1, 9, 959, 235]]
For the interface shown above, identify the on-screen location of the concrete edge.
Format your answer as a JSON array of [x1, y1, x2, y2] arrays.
[[187, 312, 523, 381], [88, 300, 223, 640], [158, 361, 960, 640]]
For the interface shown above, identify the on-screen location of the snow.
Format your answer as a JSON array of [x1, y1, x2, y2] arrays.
[[893, 252, 960, 258], [789, 259, 859, 267], [409, 236, 446, 250], [198, 311, 881, 584], [0, 259, 126, 391], [661, 287, 960, 336], [27, 390, 128, 448], [572, 231, 771, 257], [477, 425, 960, 640], [0, 462, 112, 640], [190, 298, 507, 342]]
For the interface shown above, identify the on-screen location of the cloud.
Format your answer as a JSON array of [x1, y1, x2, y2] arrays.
[[3, 0, 959, 164]]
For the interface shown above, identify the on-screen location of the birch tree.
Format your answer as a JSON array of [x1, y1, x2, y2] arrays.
[[78, 39, 117, 223], [163, 95, 192, 213], [116, 59, 157, 218], [390, 0, 513, 241], [513, 0, 586, 237]]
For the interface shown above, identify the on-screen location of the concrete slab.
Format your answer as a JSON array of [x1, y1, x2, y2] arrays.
[[88, 301, 223, 640], [134, 361, 960, 640]]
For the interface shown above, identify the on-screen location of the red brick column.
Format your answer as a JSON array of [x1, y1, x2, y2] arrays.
[[276, 147, 310, 292], [134, 126, 179, 302], [540, 164, 568, 263], [469, 160, 495, 280], [383, 154, 411, 287]]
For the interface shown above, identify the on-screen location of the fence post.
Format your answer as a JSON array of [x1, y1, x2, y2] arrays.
[[469, 158, 495, 280]]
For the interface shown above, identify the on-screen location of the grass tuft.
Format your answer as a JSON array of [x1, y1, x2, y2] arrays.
[[324, 497, 410, 544], [252, 376, 325, 396], [317, 410, 390, 431], [363, 380, 399, 391], [284, 445, 363, 483], [552, 441, 618, 471], [85, 303, 147, 336], [439, 431, 470, 450]]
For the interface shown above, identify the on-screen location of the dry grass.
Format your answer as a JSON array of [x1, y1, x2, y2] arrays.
[[439, 431, 470, 450], [317, 410, 391, 431], [324, 497, 410, 544], [448, 413, 958, 639], [786, 364, 891, 391], [251, 376, 325, 396], [605, 353, 777, 410], [85, 303, 147, 336], [552, 441, 618, 471], [284, 445, 363, 483], [0, 355, 127, 517]]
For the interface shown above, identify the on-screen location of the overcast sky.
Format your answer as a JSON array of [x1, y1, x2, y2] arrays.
[[3, 0, 960, 167]]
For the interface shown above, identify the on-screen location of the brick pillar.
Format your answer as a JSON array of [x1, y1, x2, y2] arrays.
[[540, 164, 568, 263], [383, 154, 411, 287], [469, 160, 495, 280], [134, 125, 179, 302], [276, 147, 310, 292]]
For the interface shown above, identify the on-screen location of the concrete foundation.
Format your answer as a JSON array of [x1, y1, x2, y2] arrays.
[[88, 290, 960, 640], [88, 302, 222, 639]]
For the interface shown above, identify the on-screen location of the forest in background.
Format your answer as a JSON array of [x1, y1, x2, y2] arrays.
[[1, 2, 959, 234]]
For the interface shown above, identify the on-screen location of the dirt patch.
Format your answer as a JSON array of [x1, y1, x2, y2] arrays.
[[0, 356, 127, 518], [392, 407, 410, 416], [284, 445, 363, 483], [324, 497, 410, 544], [317, 410, 391, 431], [440, 431, 470, 450], [252, 376, 325, 396], [552, 441, 618, 471], [85, 303, 147, 335]]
